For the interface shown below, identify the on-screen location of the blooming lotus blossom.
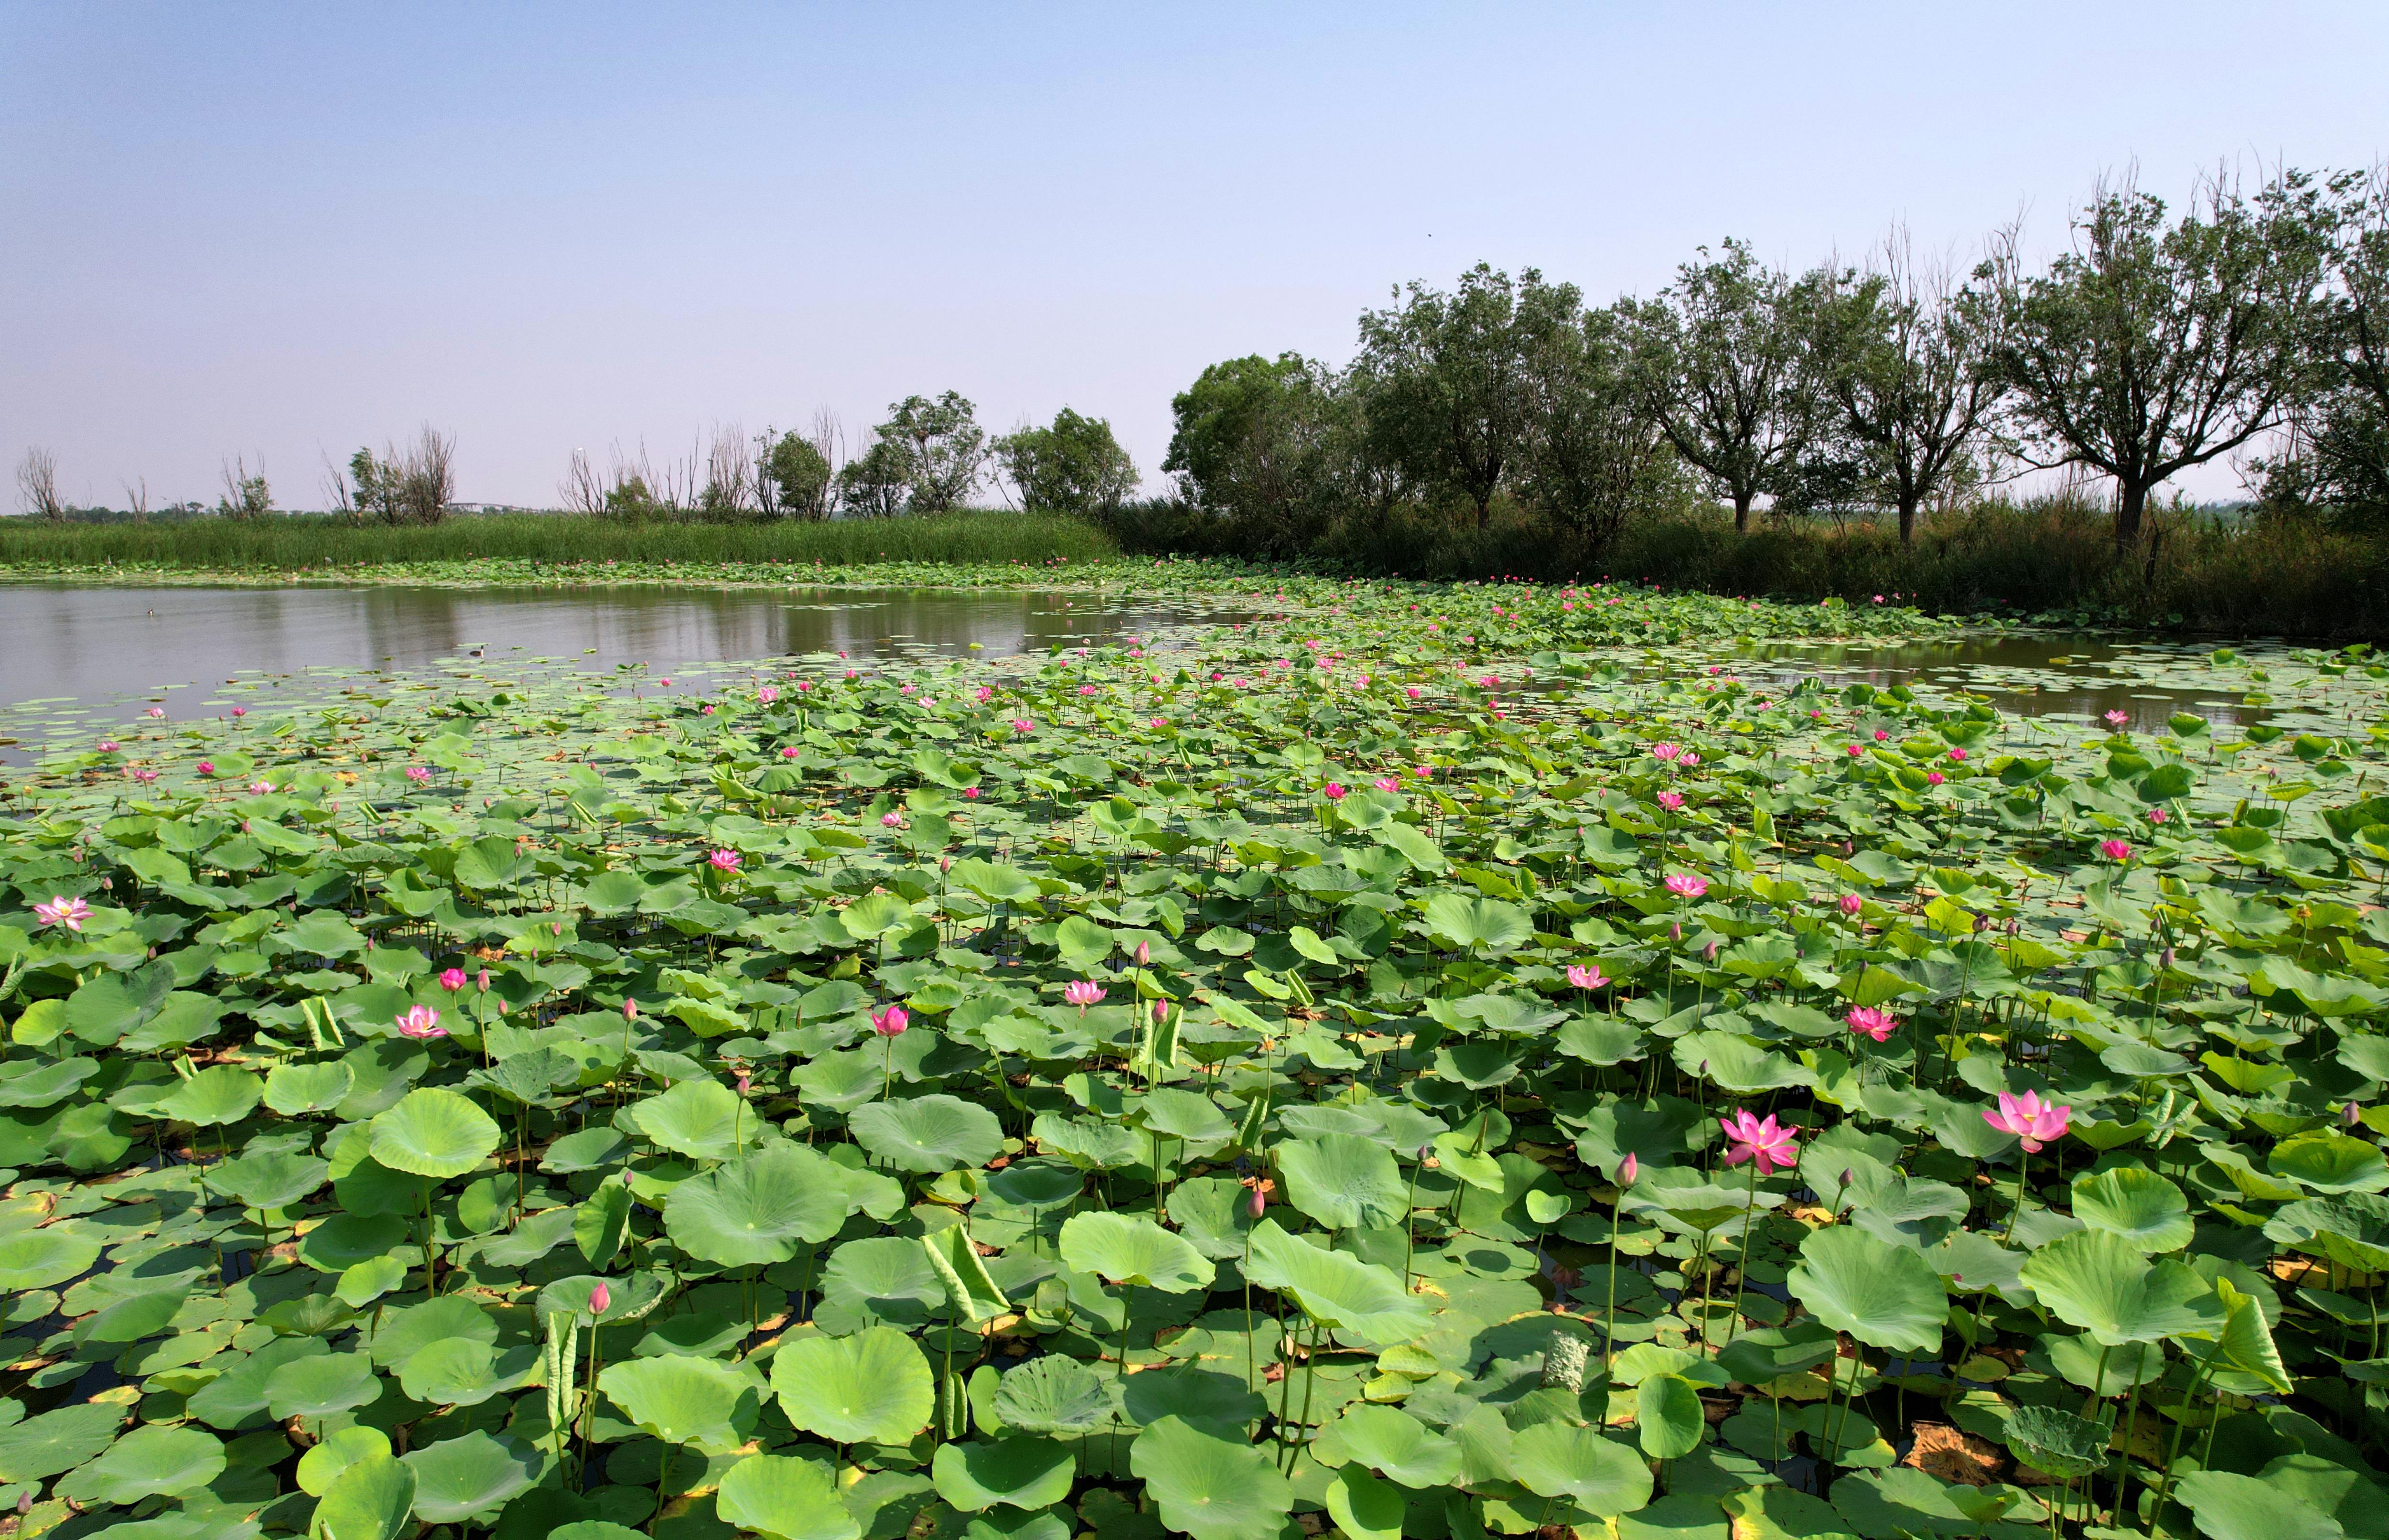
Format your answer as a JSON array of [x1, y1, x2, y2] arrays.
[[33, 895, 91, 932], [1926, 771, 1945, 786], [1150, 717, 1168, 728], [396, 1005, 446, 1040], [1566, 964, 1605, 990], [2147, 807, 2168, 824], [145, 707, 165, 719], [1663, 873, 1708, 899], [881, 812, 905, 828], [405, 766, 431, 783], [250, 780, 275, 794], [1982, 1090, 2071, 1152], [870, 1004, 908, 1037], [1719, 1111, 1801, 1174], [1323, 782, 1347, 800], [1872, 729, 1889, 742], [1948, 748, 1967, 762], [1656, 791, 1684, 811], [197, 760, 216, 775], [439, 968, 467, 992], [588, 1283, 611, 1314], [709, 849, 742, 873], [1839, 893, 1863, 915], [780, 746, 800, 760], [1846, 743, 1864, 757], [131, 769, 159, 784], [2099, 839, 2133, 862], [1064, 980, 1106, 1010], [1375, 777, 1400, 793], [1011, 719, 1035, 734], [231, 707, 247, 719], [96, 740, 118, 753], [2104, 709, 2129, 728], [1405, 687, 1423, 700], [758, 686, 778, 704], [962, 787, 980, 800], [975, 686, 993, 703], [1846, 1006, 1895, 1043]]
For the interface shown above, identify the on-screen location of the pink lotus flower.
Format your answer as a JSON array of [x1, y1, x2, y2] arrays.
[[439, 967, 467, 991], [250, 780, 275, 794], [1982, 1090, 2071, 1152], [1846, 744, 1864, 757], [1375, 777, 1400, 793], [1664, 873, 1708, 899], [396, 1005, 446, 1040], [197, 760, 216, 776], [1720, 1111, 1800, 1174], [405, 766, 430, 783], [1679, 751, 1701, 767], [145, 707, 165, 719], [1839, 893, 1863, 915], [871, 1004, 908, 1037], [759, 686, 779, 704], [881, 812, 905, 828], [1150, 717, 1168, 728], [2099, 839, 2132, 862], [962, 787, 980, 800], [659, 678, 672, 687], [588, 1282, 611, 1314], [1926, 771, 1945, 786], [1846, 1006, 1895, 1043], [1153, 999, 1171, 1023], [1618, 1152, 1638, 1184], [131, 769, 159, 784], [96, 740, 118, 753], [2104, 709, 2129, 728], [1135, 941, 1151, 966], [1948, 748, 1967, 762], [1567, 964, 1605, 990], [33, 895, 91, 932], [975, 686, 993, 703], [477, 969, 491, 992], [1405, 687, 1423, 700], [780, 746, 800, 760], [1656, 791, 1684, 811], [709, 849, 742, 872], [623, 997, 638, 1021], [231, 707, 247, 719], [2147, 807, 2167, 824], [1065, 980, 1106, 1010], [1323, 782, 1346, 800], [1872, 729, 1889, 742], [798, 680, 814, 693], [1011, 719, 1034, 734], [1412, 766, 1432, 779]]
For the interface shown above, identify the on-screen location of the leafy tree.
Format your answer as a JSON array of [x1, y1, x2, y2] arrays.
[[1989, 168, 2335, 544], [866, 392, 989, 514], [2258, 169, 2389, 521], [1350, 264, 1569, 529], [345, 428, 456, 525], [1810, 233, 2010, 543], [759, 430, 835, 521], [996, 409, 1138, 514], [1625, 240, 1826, 534], [1162, 353, 1337, 550], [836, 439, 911, 519], [215, 458, 273, 520], [1516, 305, 1680, 551], [603, 475, 665, 520]]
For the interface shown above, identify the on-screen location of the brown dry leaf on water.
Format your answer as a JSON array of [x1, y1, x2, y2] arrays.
[[1904, 1422, 2006, 1486]]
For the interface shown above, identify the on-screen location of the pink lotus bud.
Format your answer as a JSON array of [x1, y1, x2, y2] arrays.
[[439, 967, 467, 992], [871, 1004, 908, 1037], [476, 969, 491, 992], [1840, 894, 1862, 915], [623, 997, 638, 1021], [589, 1282, 611, 1314], [1136, 941, 1151, 966], [1618, 1153, 1637, 1185], [1248, 1185, 1268, 1218]]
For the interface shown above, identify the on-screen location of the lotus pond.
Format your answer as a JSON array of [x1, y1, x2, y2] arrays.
[[0, 573, 2385, 1540]]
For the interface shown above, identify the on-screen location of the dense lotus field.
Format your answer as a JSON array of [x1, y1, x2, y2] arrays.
[[1, 576, 2388, 1540]]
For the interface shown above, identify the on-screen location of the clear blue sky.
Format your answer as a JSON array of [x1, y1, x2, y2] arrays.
[[4, 2, 2384, 510]]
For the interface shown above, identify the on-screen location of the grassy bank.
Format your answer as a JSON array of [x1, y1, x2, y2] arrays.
[[0, 509, 1119, 577], [1104, 497, 2389, 639]]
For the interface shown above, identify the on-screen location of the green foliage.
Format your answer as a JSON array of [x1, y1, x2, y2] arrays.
[[997, 408, 1139, 515]]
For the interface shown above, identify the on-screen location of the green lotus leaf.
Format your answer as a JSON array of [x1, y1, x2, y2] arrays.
[[1129, 1415, 1294, 1540], [989, 1357, 1112, 1435], [399, 1338, 540, 1408], [1636, 1374, 1707, 1460], [1507, 1422, 1654, 1516], [0, 1227, 100, 1291], [402, 1432, 546, 1524], [1998, 1404, 2107, 1478], [1118, 1367, 1266, 1436], [2070, 1166, 2192, 1252], [54, 1422, 222, 1505], [2269, 1131, 2389, 1195], [2018, 1228, 2227, 1346], [370, 1295, 499, 1368], [186, 1336, 327, 1429], [0, 1400, 124, 1482], [931, 1437, 1076, 1512], [160, 1066, 263, 1127], [1325, 1465, 1404, 1540], [209, 1149, 331, 1211], [984, 1159, 1084, 1211], [599, 1356, 761, 1454], [300, 1213, 412, 1274], [1277, 1134, 1408, 1231], [2176, 1470, 2344, 1540], [1135, 1088, 1237, 1146], [1786, 1225, 1947, 1355], [1322, 1404, 1460, 1487], [1422, 894, 1532, 954], [2265, 1195, 2389, 1272], [2256, 1454, 2389, 1540], [1242, 1220, 1430, 1345], [715, 1452, 861, 1540], [1059, 1211, 1214, 1292], [665, 1142, 853, 1267], [369, 1088, 501, 1179], [630, 1078, 755, 1163], [266, 1350, 384, 1421], [310, 1452, 417, 1540], [850, 1093, 1005, 1173], [296, 1425, 393, 1497], [265, 1060, 356, 1116], [768, 1325, 934, 1445]]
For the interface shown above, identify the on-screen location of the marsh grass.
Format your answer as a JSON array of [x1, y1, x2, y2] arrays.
[[0, 510, 1118, 573]]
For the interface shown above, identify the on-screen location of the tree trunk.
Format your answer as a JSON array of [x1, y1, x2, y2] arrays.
[[1897, 496, 1918, 546], [1732, 492, 1752, 534], [1475, 495, 1490, 531], [2114, 481, 2148, 546]]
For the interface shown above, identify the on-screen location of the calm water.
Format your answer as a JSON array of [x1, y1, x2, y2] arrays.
[[0, 582, 1216, 709]]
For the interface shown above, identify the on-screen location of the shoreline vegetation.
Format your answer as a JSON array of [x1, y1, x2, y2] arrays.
[[2, 504, 2384, 640]]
